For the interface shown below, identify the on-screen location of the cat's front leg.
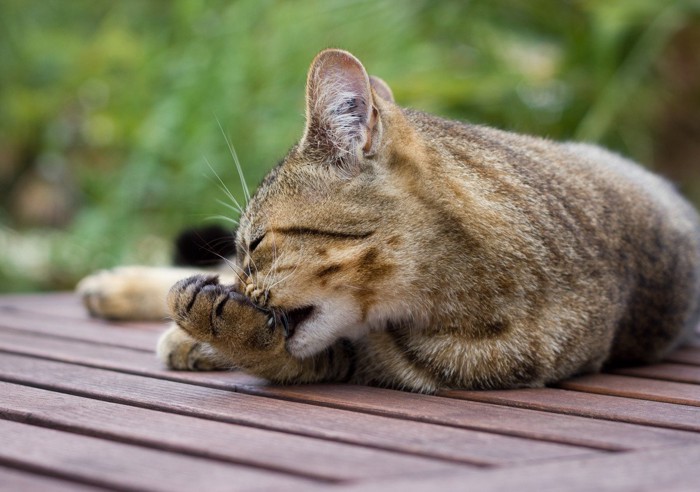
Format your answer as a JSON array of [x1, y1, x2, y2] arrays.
[[166, 274, 355, 383]]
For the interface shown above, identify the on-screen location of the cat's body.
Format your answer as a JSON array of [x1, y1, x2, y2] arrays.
[[78, 49, 700, 392]]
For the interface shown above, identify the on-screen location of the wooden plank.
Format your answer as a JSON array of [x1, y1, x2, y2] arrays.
[[666, 347, 700, 366], [559, 374, 700, 407], [0, 308, 161, 351], [0, 293, 162, 331], [0, 381, 473, 481], [0, 419, 318, 492], [0, 292, 89, 319], [232, 382, 699, 451], [613, 362, 700, 384], [0, 354, 595, 466], [2, 321, 699, 448], [336, 444, 700, 492], [0, 327, 266, 387], [0, 331, 697, 452], [0, 465, 106, 492], [439, 387, 700, 432]]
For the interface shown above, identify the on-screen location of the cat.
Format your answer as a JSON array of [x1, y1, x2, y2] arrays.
[[78, 48, 700, 393]]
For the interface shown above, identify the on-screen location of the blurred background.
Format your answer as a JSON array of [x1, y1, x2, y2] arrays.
[[1, 0, 699, 292]]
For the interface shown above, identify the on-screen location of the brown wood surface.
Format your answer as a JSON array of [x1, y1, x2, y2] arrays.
[[0, 381, 476, 482], [559, 373, 700, 406], [0, 419, 317, 492], [0, 292, 699, 491], [335, 444, 700, 492], [0, 465, 106, 492], [666, 347, 700, 365], [440, 387, 700, 431], [612, 362, 700, 384], [0, 308, 158, 350], [0, 353, 606, 462]]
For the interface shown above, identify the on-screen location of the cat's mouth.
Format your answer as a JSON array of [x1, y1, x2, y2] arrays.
[[277, 305, 315, 339]]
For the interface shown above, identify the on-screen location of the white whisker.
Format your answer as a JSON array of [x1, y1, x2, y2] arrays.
[[221, 257, 247, 286], [204, 156, 244, 215], [266, 263, 300, 292], [216, 199, 243, 216], [262, 232, 281, 293], [206, 215, 239, 226], [216, 116, 250, 205]]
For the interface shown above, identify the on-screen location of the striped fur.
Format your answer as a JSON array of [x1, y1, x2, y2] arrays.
[[83, 49, 700, 392]]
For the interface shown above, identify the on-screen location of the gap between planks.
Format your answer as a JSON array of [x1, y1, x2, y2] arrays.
[[0, 351, 607, 466], [0, 326, 698, 434], [0, 350, 697, 454], [0, 331, 698, 446]]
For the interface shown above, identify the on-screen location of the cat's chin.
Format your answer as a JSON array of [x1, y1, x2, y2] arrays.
[[285, 298, 366, 358]]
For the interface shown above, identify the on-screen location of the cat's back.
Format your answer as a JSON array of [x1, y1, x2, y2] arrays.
[[402, 108, 700, 366]]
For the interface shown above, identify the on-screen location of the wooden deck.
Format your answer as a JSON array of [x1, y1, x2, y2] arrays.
[[0, 293, 698, 491]]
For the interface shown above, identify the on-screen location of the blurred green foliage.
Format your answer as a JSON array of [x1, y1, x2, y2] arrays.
[[0, 0, 699, 292]]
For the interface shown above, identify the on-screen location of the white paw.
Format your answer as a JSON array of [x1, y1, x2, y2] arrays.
[[157, 324, 232, 370], [76, 266, 168, 320]]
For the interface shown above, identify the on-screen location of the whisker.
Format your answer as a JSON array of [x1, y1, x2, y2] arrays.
[[262, 231, 281, 293], [204, 156, 244, 215], [207, 251, 245, 286], [221, 257, 247, 286], [266, 263, 300, 292], [216, 199, 243, 216], [216, 116, 251, 205], [205, 215, 240, 226], [179, 230, 246, 287], [240, 237, 261, 288]]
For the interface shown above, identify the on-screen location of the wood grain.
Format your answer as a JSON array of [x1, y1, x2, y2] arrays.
[[664, 347, 700, 366], [612, 362, 700, 384], [0, 353, 595, 465], [0, 465, 105, 492], [336, 444, 700, 492], [0, 419, 317, 492], [232, 382, 699, 450], [559, 374, 700, 406], [0, 293, 161, 328], [440, 387, 700, 432], [0, 308, 160, 351], [5, 329, 697, 452], [0, 381, 475, 481], [3, 292, 700, 491]]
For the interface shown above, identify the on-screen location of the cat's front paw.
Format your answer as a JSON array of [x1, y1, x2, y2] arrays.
[[157, 323, 232, 370], [77, 267, 167, 320], [166, 275, 282, 358]]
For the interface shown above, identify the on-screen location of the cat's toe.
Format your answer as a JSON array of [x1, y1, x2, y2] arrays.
[[166, 274, 231, 339]]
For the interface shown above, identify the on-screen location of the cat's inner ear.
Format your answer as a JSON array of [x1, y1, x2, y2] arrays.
[[303, 49, 378, 167], [370, 76, 394, 102]]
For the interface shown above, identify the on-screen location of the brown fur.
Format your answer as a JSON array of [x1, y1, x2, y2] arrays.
[[79, 49, 700, 393]]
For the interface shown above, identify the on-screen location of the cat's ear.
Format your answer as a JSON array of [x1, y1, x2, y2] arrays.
[[302, 49, 378, 169], [370, 76, 394, 102]]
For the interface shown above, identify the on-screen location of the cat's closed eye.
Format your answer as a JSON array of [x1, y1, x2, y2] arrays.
[[249, 233, 265, 252]]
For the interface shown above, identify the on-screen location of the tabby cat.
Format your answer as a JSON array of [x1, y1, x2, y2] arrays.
[[78, 49, 700, 392]]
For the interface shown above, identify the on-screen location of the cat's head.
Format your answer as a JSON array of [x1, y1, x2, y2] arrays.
[[234, 49, 430, 357]]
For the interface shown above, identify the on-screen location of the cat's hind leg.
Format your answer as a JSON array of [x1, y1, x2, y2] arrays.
[[77, 266, 212, 321]]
